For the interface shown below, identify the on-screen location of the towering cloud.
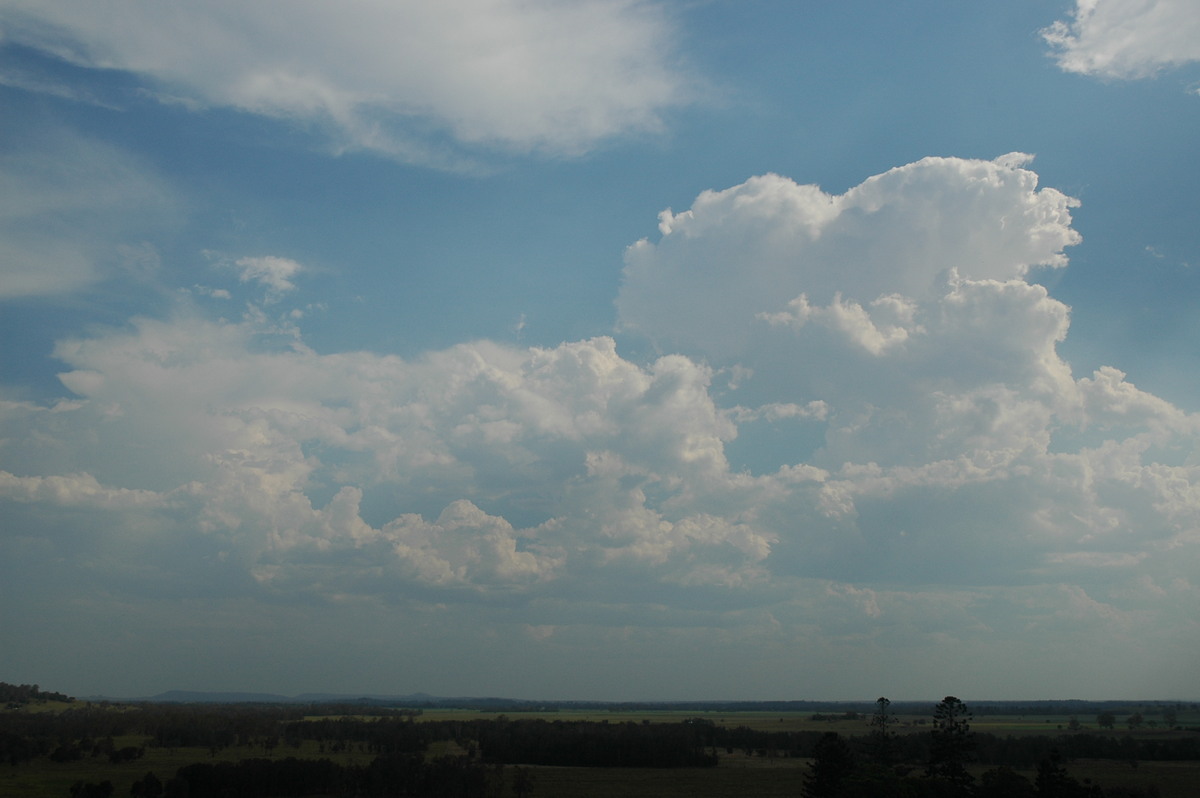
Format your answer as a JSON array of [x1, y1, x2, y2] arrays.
[[617, 155, 1079, 362], [3, 155, 1198, 697]]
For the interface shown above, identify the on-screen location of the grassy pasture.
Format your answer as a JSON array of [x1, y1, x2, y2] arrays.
[[1061, 758, 1200, 798], [413, 706, 877, 733], [415, 705, 1200, 736], [1, 701, 77, 715], [506, 763, 806, 797], [0, 733, 372, 798]]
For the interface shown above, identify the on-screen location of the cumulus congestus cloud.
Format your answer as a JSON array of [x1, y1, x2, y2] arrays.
[[2, 154, 1198, 696]]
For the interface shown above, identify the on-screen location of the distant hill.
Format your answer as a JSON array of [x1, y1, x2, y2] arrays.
[[134, 690, 441, 705], [143, 690, 294, 704], [85, 690, 1199, 716], [0, 682, 74, 706]]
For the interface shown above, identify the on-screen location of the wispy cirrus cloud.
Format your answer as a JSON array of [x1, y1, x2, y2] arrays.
[[0, 129, 175, 298], [0, 0, 699, 168]]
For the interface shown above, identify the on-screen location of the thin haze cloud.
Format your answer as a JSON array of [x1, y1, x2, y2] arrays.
[[0, 0, 697, 168]]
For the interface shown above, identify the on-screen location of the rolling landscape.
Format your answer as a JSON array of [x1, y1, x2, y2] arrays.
[[4, 683, 1199, 796], [4, 3, 1200, 797]]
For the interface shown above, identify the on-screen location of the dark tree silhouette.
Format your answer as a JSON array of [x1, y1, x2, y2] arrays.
[[868, 696, 897, 765], [927, 695, 975, 794], [129, 771, 164, 798], [1034, 749, 1103, 797], [68, 781, 113, 798], [977, 765, 1035, 797], [802, 732, 856, 798], [511, 765, 536, 798]]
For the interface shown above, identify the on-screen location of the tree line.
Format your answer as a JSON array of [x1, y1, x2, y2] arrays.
[[0, 682, 74, 708], [802, 696, 1173, 798], [2, 686, 1195, 797]]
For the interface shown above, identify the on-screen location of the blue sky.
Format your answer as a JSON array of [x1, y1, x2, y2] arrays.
[[2, 0, 1199, 701]]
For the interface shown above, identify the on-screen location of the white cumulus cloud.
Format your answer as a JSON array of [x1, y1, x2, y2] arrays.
[[617, 154, 1079, 362], [1043, 0, 1200, 79], [230, 255, 303, 300], [4, 154, 1200, 697]]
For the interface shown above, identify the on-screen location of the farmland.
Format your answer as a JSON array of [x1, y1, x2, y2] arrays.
[[2, 684, 1197, 796]]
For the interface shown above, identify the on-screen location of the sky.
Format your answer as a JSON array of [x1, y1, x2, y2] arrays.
[[1, 0, 1199, 702]]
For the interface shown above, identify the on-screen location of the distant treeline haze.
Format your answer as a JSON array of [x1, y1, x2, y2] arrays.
[[1, 685, 1196, 797]]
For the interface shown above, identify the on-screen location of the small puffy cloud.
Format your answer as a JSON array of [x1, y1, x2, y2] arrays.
[[380, 499, 560, 588], [230, 256, 303, 300], [1043, 0, 1200, 79], [0, 0, 697, 166], [193, 285, 233, 300], [731, 401, 828, 423]]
